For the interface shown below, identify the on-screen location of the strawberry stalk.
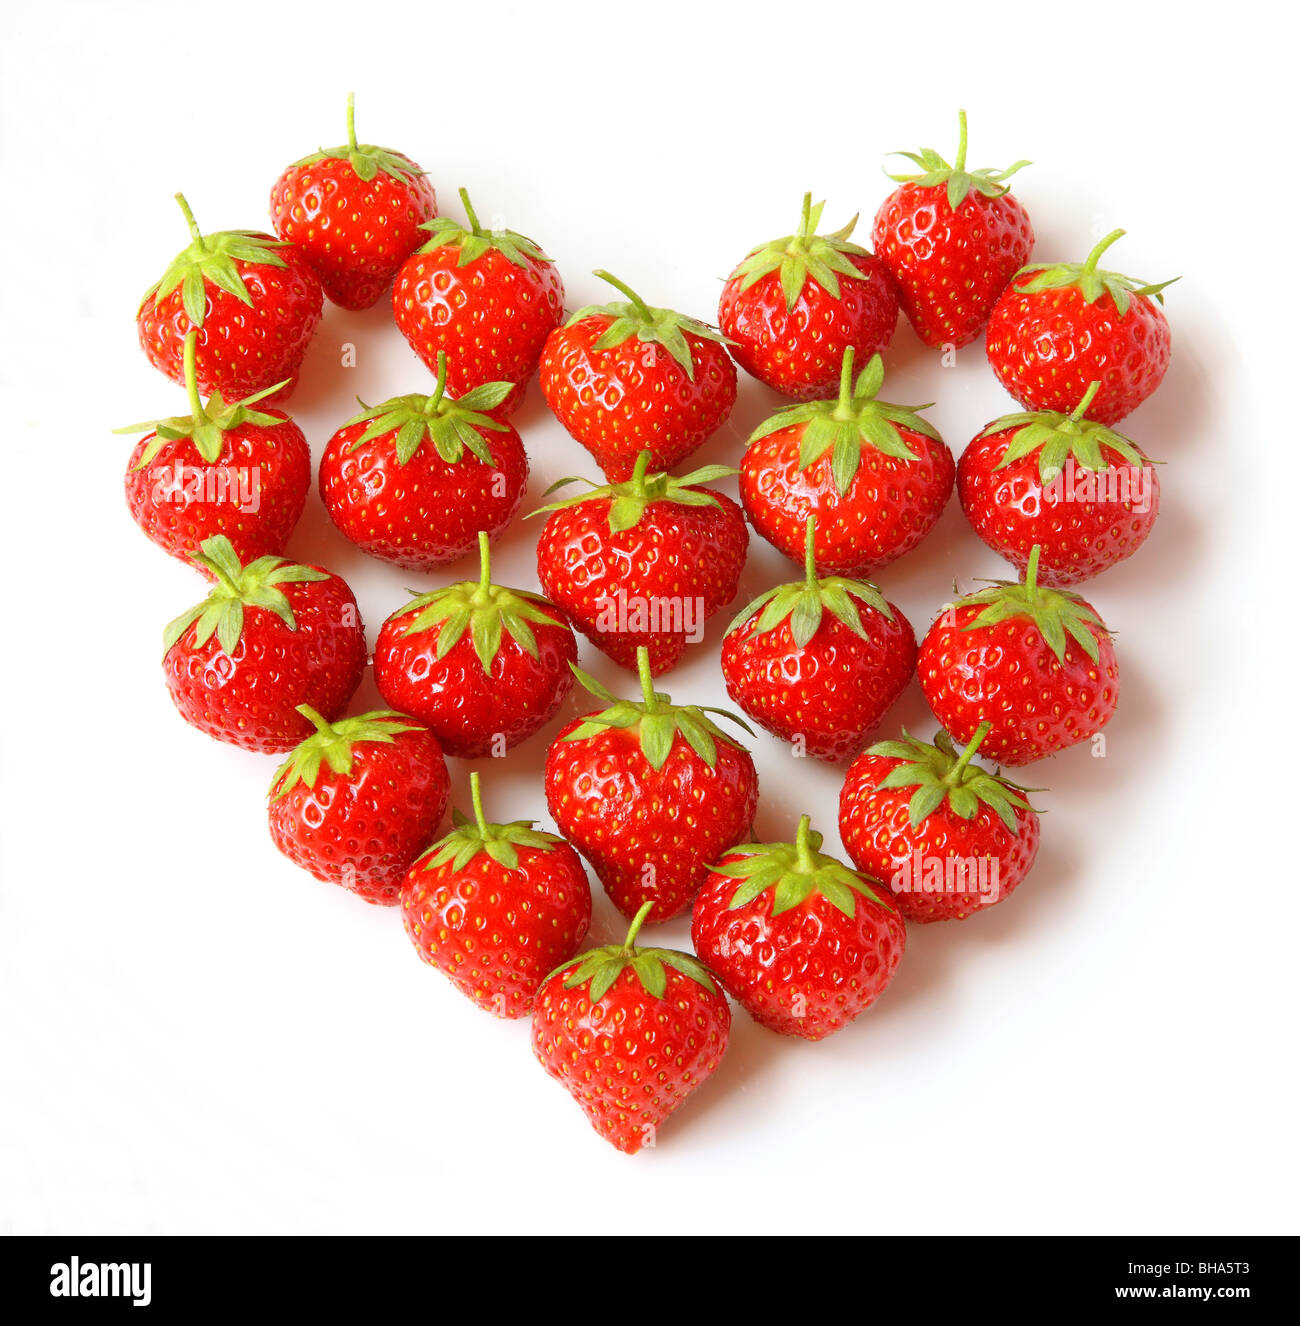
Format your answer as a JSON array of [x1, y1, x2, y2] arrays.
[[468, 771, 491, 837], [620, 900, 655, 951], [1071, 381, 1102, 419], [793, 814, 816, 872], [945, 722, 992, 784], [174, 192, 205, 248], [593, 270, 655, 322], [345, 91, 359, 152], [1081, 230, 1125, 274]]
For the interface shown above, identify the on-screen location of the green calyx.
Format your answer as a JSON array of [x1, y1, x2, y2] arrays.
[[529, 449, 738, 535], [748, 348, 941, 497], [954, 545, 1109, 666], [415, 187, 553, 269], [885, 109, 1030, 212], [727, 515, 893, 647], [712, 815, 893, 919], [162, 535, 328, 658], [290, 92, 423, 185], [141, 193, 289, 328], [414, 771, 565, 874], [565, 270, 729, 380], [1013, 229, 1178, 314], [982, 381, 1153, 485], [344, 352, 512, 466], [867, 723, 1038, 834], [394, 531, 566, 674], [563, 647, 753, 773], [728, 192, 870, 312], [116, 331, 289, 466], [269, 708, 420, 801], [547, 901, 718, 1003]]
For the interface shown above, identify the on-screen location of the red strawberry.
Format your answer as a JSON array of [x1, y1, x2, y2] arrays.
[[394, 188, 564, 415], [268, 709, 450, 906], [533, 451, 748, 674], [691, 815, 905, 1040], [958, 381, 1161, 585], [318, 353, 526, 571], [545, 648, 758, 924], [270, 93, 437, 310], [162, 536, 366, 754], [374, 532, 577, 759], [718, 193, 897, 400], [538, 270, 736, 479], [120, 331, 310, 566], [137, 193, 322, 402], [918, 546, 1119, 765], [871, 110, 1033, 348], [402, 772, 591, 1017], [985, 229, 1176, 424], [838, 724, 1041, 923], [721, 517, 916, 762], [740, 349, 954, 576], [532, 901, 730, 1153]]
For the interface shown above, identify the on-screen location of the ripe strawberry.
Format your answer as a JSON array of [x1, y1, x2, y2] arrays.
[[268, 709, 450, 906], [538, 270, 735, 479], [532, 901, 730, 1153], [838, 724, 1041, 923], [721, 517, 916, 762], [871, 110, 1033, 349], [162, 536, 366, 754], [394, 188, 564, 416], [918, 546, 1119, 765], [533, 451, 748, 674], [545, 648, 758, 924], [691, 815, 905, 1040], [402, 772, 591, 1017], [318, 353, 526, 571], [740, 349, 953, 576], [718, 193, 897, 400], [374, 532, 577, 758], [120, 332, 310, 566], [270, 93, 437, 310], [986, 229, 1176, 424], [958, 380, 1161, 585], [138, 193, 322, 402]]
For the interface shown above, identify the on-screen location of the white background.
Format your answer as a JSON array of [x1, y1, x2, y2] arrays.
[[1, 0, 1293, 1236]]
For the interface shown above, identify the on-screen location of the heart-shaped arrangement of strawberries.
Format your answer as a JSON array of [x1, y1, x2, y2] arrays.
[[123, 100, 1173, 1154]]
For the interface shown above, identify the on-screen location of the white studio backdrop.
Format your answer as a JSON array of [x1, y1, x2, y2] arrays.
[[0, 0, 1293, 1234]]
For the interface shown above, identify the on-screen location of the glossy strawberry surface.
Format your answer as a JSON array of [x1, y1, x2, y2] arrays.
[[374, 603, 577, 758], [269, 726, 449, 905], [719, 252, 897, 401], [403, 839, 591, 1017], [741, 423, 953, 576], [271, 152, 435, 310], [545, 718, 758, 923], [532, 960, 730, 1154], [722, 594, 916, 762], [872, 182, 1033, 348], [536, 489, 748, 674], [986, 278, 1171, 425], [692, 846, 906, 1040], [318, 416, 527, 571], [125, 414, 310, 566], [959, 424, 1160, 585], [138, 239, 322, 403], [164, 572, 366, 754], [839, 748, 1041, 923], [395, 244, 564, 416], [539, 317, 736, 480], [918, 602, 1118, 765]]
